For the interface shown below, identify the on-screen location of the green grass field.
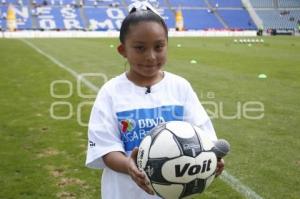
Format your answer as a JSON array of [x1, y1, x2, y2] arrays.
[[0, 36, 299, 199]]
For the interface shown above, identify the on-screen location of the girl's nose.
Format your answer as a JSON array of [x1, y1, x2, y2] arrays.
[[146, 49, 155, 61]]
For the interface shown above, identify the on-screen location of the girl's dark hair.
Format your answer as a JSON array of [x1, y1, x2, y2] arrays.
[[119, 10, 168, 43]]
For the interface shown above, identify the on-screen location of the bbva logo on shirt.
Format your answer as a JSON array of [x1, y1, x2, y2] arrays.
[[117, 105, 184, 152]]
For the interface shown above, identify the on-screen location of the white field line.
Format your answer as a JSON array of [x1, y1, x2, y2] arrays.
[[220, 171, 263, 199], [22, 39, 264, 199], [20, 39, 99, 93]]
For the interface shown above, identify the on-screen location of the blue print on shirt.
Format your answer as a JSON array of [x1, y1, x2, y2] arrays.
[[116, 105, 184, 152]]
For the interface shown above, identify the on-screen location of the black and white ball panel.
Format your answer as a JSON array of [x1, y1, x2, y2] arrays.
[[165, 121, 196, 139], [149, 130, 181, 159], [193, 126, 215, 151], [152, 183, 183, 199], [137, 121, 218, 199]]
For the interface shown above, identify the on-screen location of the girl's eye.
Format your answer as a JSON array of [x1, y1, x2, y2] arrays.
[[134, 46, 144, 51], [156, 44, 165, 50]]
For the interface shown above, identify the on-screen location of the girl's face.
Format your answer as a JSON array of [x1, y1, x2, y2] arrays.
[[118, 21, 167, 84]]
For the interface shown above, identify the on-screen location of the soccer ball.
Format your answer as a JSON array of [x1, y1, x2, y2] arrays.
[[137, 121, 218, 199]]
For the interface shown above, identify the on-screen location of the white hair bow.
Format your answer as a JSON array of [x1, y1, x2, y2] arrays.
[[128, 1, 161, 16]]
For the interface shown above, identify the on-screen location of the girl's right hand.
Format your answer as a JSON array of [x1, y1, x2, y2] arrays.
[[127, 148, 155, 195]]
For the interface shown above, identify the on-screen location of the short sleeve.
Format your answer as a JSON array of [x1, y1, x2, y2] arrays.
[[183, 83, 218, 141], [85, 88, 125, 169]]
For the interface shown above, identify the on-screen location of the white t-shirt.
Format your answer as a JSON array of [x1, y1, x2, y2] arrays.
[[86, 71, 217, 199]]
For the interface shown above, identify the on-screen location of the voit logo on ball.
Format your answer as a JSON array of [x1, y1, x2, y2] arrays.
[[120, 119, 136, 133], [162, 152, 217, 183]]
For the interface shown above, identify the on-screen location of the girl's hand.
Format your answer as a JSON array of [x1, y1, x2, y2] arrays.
[[215, 158, 225, 177], [127, 148, 155, 195]]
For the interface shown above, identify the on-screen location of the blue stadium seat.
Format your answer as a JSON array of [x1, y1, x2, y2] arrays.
[[256, 10, 298, 29], [159, 7, 175, 28], [0, 6, 4, 29], [151, 0, 167, 8], [1, 5, 32, 29], [34, 0, 76, 6], [168, 0, 206, 7], [182, 9, 223, 30], [278, 0, 300, 8], [208, 0, 243, 8], [218, 10, 256, 29], [36, 6, 84, 30], [33, 0, 45, 5], [124, 0, 167, 8], [250, 0, 300, 30], [4, 0, 297, 32], [250, 0, 273, 8], [84, 0, 122, 7], [6, 0, 29, 5], [84, 7, 126, 30]]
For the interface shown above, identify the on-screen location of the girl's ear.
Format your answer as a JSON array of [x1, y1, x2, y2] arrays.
[[117, 44, 127, 58]]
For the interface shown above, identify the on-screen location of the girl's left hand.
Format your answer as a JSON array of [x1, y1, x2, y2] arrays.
[[127, 148, 154, 195]]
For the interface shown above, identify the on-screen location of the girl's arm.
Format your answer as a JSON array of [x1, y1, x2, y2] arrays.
[[103, 149, 154, 195]]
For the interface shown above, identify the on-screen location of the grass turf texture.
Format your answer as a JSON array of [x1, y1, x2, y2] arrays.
[[0, 36, 299, 199]]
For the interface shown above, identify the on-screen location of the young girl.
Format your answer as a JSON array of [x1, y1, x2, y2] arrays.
[[86, 2, 224, 199]]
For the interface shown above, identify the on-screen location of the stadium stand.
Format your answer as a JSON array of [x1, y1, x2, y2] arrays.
[[218, 10, 256, 30], [2, 0, 299, 32], [0, 11, 2, 30], [124, 0, 167, 8], [33, 0, 76, 6], [84, 7, 125, 30], [182, 9, 223, 30], [158, 8, 174, 29], [1, 4, 32, 30], [205, 0, 256, 30], [207, 0, 243, 8], [84, 0, 122, 7], [250, 0, 300, 30], [5, 0, 28, 5], [256, 9, 300, 30], [166, 0, 206, 8], [278, 0, 300, 8], [250, 0, 274, 8], [35, 6, 84, 30]]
